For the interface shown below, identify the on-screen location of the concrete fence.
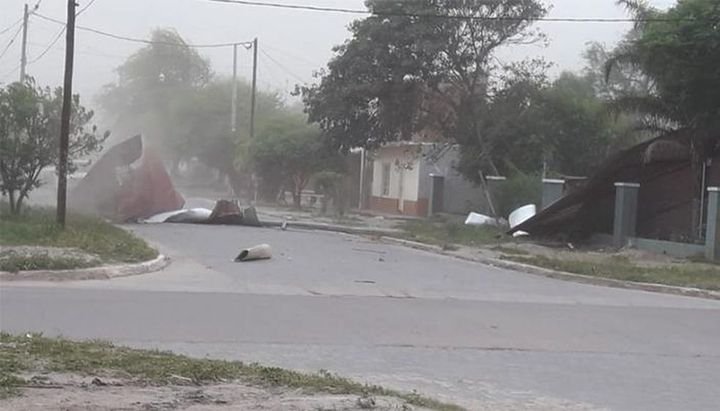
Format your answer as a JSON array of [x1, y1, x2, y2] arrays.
[[612, 183, 720, 261]]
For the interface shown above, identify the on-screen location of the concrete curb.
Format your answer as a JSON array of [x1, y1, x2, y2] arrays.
[[380, 237, 720, 301], [262, 220, 402, 237], [0, 254, 171, 282]]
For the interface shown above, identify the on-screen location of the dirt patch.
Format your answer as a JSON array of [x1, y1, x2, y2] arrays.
[[4, 373, 424, 411]]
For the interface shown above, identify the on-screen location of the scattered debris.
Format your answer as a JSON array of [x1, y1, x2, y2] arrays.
[[356, 393, 377, 409], [143, 201, 262, 227], [464, 212, 500, 227], [235, 244, 272, 262], [509, 204, 537, 229], [509, 204, 536, 237], [91, 378, 107, 387]]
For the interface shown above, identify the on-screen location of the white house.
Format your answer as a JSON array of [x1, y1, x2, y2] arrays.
[[367, 142, 489, 217]]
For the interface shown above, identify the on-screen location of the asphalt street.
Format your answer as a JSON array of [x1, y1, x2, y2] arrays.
[[1, 224, 719, 410]]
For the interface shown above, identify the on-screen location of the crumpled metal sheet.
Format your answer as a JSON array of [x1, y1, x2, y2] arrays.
[[71, 135, 185, 221]]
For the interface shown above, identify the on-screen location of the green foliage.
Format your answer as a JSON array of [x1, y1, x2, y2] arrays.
[[0, 206, 157, 264], [0, 79, 108, 214], [314, 170, 347, 215], [248, 114, 341, 208], [606, 0, 720, 137], [300, 0, 548, 154], [459, 71, 626, 178]]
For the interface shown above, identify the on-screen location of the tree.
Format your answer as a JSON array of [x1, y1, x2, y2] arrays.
[[247, 114, 340, 208], [170, 77, 284, 195], [300, 0, 548, 173], [100, 29, 287, 197], [456, 70, 628, 179], [606, 0, 720, 236], [583, 32, 651, 100], [99, 29, 211, 160], [0, 80, 108, 214]]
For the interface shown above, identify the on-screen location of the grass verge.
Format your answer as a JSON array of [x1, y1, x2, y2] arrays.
[[0, 333, 464, 410], [0, 206, 157, 271], [399, 216, 506, 249], [504, 254, 720, 291], [0, 253, 98, 273]]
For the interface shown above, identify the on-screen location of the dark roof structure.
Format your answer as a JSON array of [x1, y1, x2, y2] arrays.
[[512, 132, 718, 242]]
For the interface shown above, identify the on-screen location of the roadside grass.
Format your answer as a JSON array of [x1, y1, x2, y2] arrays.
[[504, 254, 720, 291], [399, 216, 507, 248], [0, 252, 97, 273], [491, 245, 530, 256], [0, 333, 464, 411], [0, 206, 157, 270]]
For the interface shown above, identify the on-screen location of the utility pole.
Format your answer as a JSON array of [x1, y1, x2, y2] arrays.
[[231, 43, 238, 133], [250, 37, 258, 139], [56, 0, 76, 227], [19, 3, 29, 82]]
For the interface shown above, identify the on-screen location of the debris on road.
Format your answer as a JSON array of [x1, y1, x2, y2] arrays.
[[143, 200, 262, 227], [234, 244, 272, 262]]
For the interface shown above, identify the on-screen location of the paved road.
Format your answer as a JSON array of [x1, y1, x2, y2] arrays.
[[2, 224, 720, 410]]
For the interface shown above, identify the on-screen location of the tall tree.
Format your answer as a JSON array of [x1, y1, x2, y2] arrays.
[[300, 0, 548, 176], [99, 29, 211, 159]]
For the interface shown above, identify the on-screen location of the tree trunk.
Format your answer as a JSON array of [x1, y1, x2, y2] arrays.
[[8, 190, 17, 215], [690, 137, 706, 241], [292, 174, 307, 210]]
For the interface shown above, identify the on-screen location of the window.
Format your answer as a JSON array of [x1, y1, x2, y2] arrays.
[[381, 163, 391, 196]]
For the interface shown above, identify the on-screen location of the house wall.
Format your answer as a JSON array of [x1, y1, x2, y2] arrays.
[[419, 145, 490, 216], [369, 146, 424, 216]]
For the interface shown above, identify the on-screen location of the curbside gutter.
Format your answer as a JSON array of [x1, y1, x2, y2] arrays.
[[380, 236, 720, 301], [0, 254, 170, 282], [262, 220, 402, 237]]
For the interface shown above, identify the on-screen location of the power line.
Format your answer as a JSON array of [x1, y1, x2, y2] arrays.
[[264, 43, 319, 67], [0, 64, 21, 82], [0, 25, 24, 61], [0, 17, 24, 36], [77, 0, 99, 16], [27, 26, 65, 65], [202, 0, 710, 23], [34, 12, 252, 48], [260, 49, 305, 83]]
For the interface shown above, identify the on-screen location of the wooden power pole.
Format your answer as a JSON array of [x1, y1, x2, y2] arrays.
[[56, 0, 76, 227]]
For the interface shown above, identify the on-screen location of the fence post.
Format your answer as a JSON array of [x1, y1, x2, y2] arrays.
[[705, 187, 720, 261], [542, 179, 565, 210], [613, 182, 640, 248]]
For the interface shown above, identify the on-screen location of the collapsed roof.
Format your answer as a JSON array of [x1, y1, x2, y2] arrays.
[[71, 135, 185, 221], [512, 132, 719, 242]]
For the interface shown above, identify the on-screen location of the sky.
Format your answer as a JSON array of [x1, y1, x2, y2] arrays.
[[0, 0, 677, 106]]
